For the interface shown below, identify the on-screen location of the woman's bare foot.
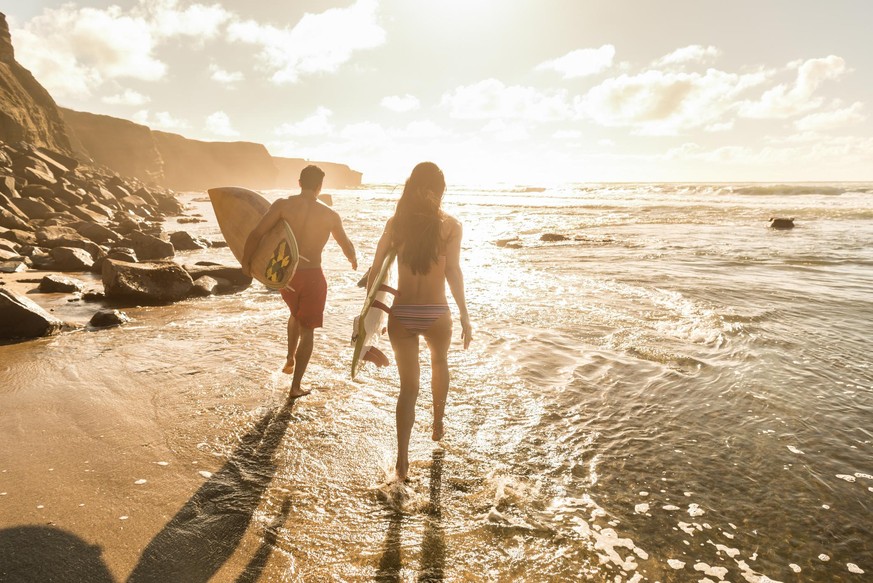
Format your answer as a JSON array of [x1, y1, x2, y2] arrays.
[[394, 460, 408, 482], [432, 421, 444, 441], [282, 358, 295, 375]]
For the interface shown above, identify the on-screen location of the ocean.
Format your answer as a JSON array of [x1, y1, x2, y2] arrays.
[[1, 182, 871, 582]]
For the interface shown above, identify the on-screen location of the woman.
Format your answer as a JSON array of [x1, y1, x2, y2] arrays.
[[367, 162, 472, 481]]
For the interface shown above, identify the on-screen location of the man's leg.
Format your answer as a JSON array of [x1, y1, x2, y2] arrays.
[[289, 325, 314, 398], [284, 315, 300, 374]]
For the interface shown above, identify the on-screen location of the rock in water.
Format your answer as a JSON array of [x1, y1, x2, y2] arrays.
[[0, 288, 64, 339], [102, 259, 193, 304], [769, 217, 795, 229], [89, 308, 130, 328]]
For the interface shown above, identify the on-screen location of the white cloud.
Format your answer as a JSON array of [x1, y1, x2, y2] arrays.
[[209, 64, 244, 85], [536, 45, 615, 78], [205, 111, 239, 137], [102, 89, 150, 106], [10, 0, 231, 99], [442, 79, 572, 122], [226, 0, 385, 84], [132, 109, 191, 131], [396, 120, 447, 139], [553, 130, 582, 139], [144, 0, 231, 41], [275, 107, 334, 137], [794, 101, 865, 131], [739, 55, 848, 119], [381, 94, 421, 112], [577, 68, 768, 135], [653, 45, 721, 68], [481, 120, 531, 142]]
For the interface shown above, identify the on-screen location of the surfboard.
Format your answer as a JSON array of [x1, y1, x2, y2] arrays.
[[207, 186, 300, 290], [351, 249, 397, 379]]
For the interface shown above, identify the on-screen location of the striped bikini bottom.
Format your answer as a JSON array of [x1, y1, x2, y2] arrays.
[[391, 304, 450, 335]]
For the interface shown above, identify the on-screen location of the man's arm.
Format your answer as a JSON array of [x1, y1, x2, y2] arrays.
[[331, 211, 357, 270], [241, 202, 283, 276]]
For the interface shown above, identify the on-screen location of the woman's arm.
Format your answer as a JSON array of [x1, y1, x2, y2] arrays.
[[444, 219, 471, 349], [367, 218, 393, 292]]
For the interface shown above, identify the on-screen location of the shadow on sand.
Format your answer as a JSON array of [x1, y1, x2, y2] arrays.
[[376, 449, 447, 582], [0, 398, 297, 583]]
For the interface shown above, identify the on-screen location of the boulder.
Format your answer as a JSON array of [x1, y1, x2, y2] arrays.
[[102, 259, 193, 304], [38, 274, 84, 293], [0, 176, 17, 198], [190, 275, 219, 297], [1, 229, 38, 246], [123, 230, 174, 260], [73, 221, 120, 244], [89, 308, 129, 328], [20, 184, 54, 199], [0, 206, 29, 230], [50, 246, 95, 271], [36, 225, 79, 242], [170, 230, 208, 251], [107, 247, 138, 263], [36, 147, 78, 172], [0, 260, 27, 273], [0, 288, 64, 339], [9, 196, 53, 220], [769, 217, 795, 230], [183, 264, 252, 292]]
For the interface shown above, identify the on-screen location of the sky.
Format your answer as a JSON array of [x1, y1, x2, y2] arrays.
[[4, 0, 873, 185]]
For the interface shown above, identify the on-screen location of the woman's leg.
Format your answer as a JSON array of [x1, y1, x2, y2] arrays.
[[424, 312, 452, 441], [388, 315, 420, 480]]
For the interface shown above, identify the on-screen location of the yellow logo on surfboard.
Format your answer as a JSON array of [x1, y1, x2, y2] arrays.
[[265, 239, 292, 283]]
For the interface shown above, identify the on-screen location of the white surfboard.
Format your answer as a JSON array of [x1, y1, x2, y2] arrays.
[[207, 186, 299, 290], [351, 250, 397, 379]]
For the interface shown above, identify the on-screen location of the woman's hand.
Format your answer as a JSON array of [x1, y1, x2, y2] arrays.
[[460, 313, 472, 349]]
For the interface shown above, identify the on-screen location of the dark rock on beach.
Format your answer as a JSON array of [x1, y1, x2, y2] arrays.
[[0, 287, 64, 339], [183, 264, 252, 293], [540, 233, 570, 242], [89, 308, 129, 328], [102, 259, 193, 304], [170, 230, 208, 251], [38, 274, 84, 293]]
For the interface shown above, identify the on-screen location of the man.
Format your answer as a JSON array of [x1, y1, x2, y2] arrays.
[[242, 165, 357, 399]]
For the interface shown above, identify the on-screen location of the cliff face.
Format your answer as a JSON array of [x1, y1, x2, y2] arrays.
[[273, 157, 362, 189], [153, 131, 278, 192], [60, 108, 163, 182], [0, 13, 74, 154]]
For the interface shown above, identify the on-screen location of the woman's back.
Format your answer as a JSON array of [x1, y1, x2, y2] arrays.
[[393, 215, 459, 305]]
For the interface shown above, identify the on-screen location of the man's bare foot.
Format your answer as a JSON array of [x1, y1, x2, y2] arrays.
[[432, 421, 444, 441], [394, 461, 408, 482], [282, 358, 295, 375], [287, 385, 311, 399]]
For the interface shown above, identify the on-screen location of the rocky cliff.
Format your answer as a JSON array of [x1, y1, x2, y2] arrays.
[[0, 13, 74, 154], [273, 157, 362, 189], [60, 108, 163, 183], [153, 131, 278, 192], [0, 13, 362, 191]]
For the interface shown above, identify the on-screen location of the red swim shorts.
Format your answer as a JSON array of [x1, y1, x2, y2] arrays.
[[280, 268, 327, 329]]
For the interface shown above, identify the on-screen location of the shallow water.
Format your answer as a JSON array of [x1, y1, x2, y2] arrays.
[[1, 183, 872, 582]]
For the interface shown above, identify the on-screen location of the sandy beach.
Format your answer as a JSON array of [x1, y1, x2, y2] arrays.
[[3, 184, 873, 582]]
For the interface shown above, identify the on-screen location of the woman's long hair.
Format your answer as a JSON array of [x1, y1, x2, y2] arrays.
[[391, 162, 446, 275]]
